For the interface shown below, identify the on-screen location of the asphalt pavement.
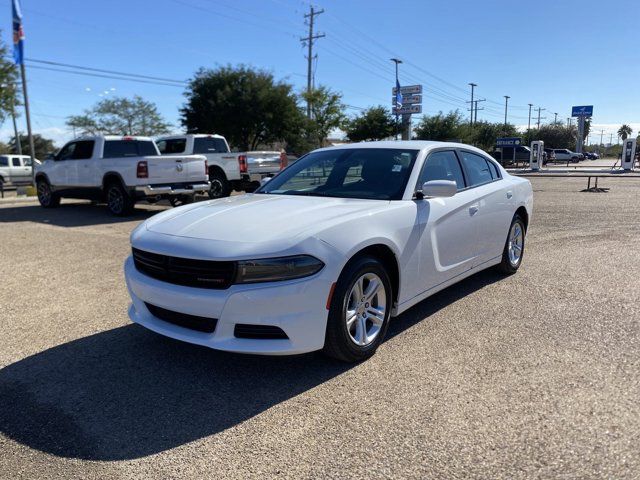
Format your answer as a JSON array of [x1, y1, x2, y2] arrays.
[[1, 177, 639, 479]]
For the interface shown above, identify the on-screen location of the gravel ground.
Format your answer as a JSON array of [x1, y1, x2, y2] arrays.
[[0, 177, 639, 479]]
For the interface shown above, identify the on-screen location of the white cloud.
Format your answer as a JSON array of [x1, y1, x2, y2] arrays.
[[0, 126, 71, 148]]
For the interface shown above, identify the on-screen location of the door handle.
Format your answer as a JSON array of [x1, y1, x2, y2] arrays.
[[506, 191, 513, 199], [469, 205, 479, 215]]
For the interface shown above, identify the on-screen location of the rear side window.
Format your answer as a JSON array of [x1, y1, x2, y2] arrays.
[[419, 150, 466, 190], [0, 156, 8, 166], [103, 140, 158, 158], [157, 138, 186, 154], [459, 151, 494, 186], [12, 158, 21, 166], [193, 137, 229, 154]]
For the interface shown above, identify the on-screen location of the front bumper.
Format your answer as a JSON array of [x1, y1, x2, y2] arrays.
[[124, 256, 333, 355], [135, 182, 210, 196]]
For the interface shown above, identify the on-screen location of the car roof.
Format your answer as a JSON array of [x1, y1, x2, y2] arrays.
[[156, 134, 226, 140], [313, 140, 490, 156]]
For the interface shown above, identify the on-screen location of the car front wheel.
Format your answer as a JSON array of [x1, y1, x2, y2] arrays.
[[496, 214, 526, 274], [323, 256, 392, 362]]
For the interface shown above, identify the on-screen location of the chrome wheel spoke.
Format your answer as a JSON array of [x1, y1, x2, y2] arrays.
[[355, 316, 367, 345], [344, 272, 387, 347], [367, 307, 385, 326], [363, 279, 380, 302], [346, 310, 358, 329]]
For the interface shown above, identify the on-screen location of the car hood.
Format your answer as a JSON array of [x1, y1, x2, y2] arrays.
[[144, 194, 390, 244]]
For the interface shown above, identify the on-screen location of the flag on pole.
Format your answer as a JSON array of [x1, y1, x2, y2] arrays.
[[12, 0, 24, 65], [395, 79, 403, 110]]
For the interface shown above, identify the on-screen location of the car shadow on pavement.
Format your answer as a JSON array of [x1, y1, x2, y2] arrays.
[[0, 269, 501, 461], [0, 203, 165, 227]]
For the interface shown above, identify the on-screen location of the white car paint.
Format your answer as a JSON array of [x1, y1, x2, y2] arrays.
[[125, 141, 533, 355]]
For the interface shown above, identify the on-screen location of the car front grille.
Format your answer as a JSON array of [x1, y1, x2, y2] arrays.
[[145, 302, 218, 333], [132, 248, 236, 289], [234, 324, 289, 340]]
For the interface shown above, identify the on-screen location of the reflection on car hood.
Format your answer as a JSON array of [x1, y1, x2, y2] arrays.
[[145, 194, 390, 242]]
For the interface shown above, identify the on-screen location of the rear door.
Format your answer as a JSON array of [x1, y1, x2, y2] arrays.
[[70, 141, 96, 186]]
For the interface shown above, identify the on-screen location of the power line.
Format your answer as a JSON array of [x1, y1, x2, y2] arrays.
[[300, 5, 325, 118]]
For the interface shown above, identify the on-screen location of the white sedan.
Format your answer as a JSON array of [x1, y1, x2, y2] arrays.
[[125, 141, 533, 362]]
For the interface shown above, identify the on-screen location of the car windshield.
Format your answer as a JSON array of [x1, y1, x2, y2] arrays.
[[257, 148, 419, 200]]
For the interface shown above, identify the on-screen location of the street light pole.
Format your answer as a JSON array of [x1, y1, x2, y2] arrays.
[[468, 83, 476, 127], [554, 112, 558, 124], [503, 95, 510, 127], [391, 58, 402, 141]]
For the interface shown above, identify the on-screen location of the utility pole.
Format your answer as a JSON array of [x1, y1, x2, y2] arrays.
[[503, 95, 510, 127], [535, 107, 546, 129], [527, 104, 533, 131], [391, 58, 402, 141], [473, 99, 485, 124], [553, 112, 558, 124], [468, 83, 476, 127], [300, 6, 325, 118]]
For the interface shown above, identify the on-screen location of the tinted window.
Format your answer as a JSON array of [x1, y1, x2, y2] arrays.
[[193, 137, 229, 154], [259, 148, 418, 200], [103, 140, 157, 158], [460, 151, 493, 186], [56, 142, 77, 161], [157, 138, 186, 154], [12, 158, 21, 167], [71, 141, 94, 159], [0, 156, 8, 167], [419, 150, 465, 190], [487, 160, 501, 179]]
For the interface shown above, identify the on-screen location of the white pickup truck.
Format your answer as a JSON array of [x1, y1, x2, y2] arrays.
[[156, 134, 287, 198], [0, 154, 37, 188], [35, 135, 209, 215]]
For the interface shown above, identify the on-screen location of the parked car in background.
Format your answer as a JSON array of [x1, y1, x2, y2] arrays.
[[544, 148, 556, 163], [583, 152, 599, 160], [490, 145, 531, 165], [552, 149, 582, 162], [156, 134, 287, 199], [35, 135, 209, 215], [125, 140, 533, 362], [0, 154, 38, 188]]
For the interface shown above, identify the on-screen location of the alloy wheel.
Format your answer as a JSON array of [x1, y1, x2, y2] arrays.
[[345, 273, 386, 347], [508, 221, 523, 266]]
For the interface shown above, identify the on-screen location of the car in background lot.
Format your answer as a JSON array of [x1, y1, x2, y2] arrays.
[[552, 149, 583, 162], [156, 134, 287, 199], [583, 152, 599, 160], [544, 148, 556, 163], [0, 154, 38, 188], [490, 145, 531, 165], [35, 135, 209, 215], [125, 141, 533, 362]]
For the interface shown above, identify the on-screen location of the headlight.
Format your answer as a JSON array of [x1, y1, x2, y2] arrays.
[[235, 255, 324, 284]]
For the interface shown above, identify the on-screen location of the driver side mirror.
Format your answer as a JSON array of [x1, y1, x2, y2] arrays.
[[419, 180, 457, 199]]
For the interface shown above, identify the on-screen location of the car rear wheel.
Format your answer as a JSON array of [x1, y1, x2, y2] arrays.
[[106, 182, 134, 216], [36, 179, 60, 208], [169, 195, 194, 207], [208, 170, 231, 199], [323, 256, 392, 362], [496, 214, 526, 274]]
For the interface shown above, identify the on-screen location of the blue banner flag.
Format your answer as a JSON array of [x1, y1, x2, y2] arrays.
[[12, 0, 24, 65], [395, 79, 403, 110]]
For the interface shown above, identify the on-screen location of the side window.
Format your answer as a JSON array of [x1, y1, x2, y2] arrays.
[[459, 151, 493, 186], [12, 158, 21, 167], [165, 138, 187, 154], [0, 156, 8, 167], [487, 159, 501, 179], [56, 142, 77, 161], [156, 140, 167, 154], [71, 141, 94, 159], [193, 137, 228, 154], [418, 150, 466, 190]]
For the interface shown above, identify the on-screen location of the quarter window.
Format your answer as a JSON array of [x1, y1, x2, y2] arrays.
[[459, 151, 494, 186], [193, 137, 229, 154], [12, 158, 21, 167], [418, 150, 466, 190]]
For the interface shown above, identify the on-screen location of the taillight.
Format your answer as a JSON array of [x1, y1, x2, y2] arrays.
[[279, 151, 288, 170], [204, 160, 208, 177], [136, 161, 148, 178], [238, 155, 247, 174]]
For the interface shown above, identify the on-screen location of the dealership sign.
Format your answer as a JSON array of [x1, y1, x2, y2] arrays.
[[571, 105, 593, 117]]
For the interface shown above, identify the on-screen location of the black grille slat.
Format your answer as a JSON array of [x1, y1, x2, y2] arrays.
[[234, 324, 289, 340], [132, 248, 235, 289], [145, 303, 218, 333]]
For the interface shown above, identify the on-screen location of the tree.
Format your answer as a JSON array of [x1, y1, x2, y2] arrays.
[[618, 124, 632, 141], [181, 65, 304, 151], [528, 124, 577, 149], [67, 95, 170, 136], [301, 86, 345, 147], [0, 32, 19, 126], [413, 110, 465, 142], [9, 134, 56, 159], [344, 106, 395, 142], [470, 121, 519, 151]]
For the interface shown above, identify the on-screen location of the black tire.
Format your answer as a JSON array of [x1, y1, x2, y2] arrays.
[[496, 214, 526, 274], [323, 256, 393, 363], [36, 178, 60, 208], [208, 170, 231, 199], [169, 194, 195, 207], [106, 181, 134, 216]]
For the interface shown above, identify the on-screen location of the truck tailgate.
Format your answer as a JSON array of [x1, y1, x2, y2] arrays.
[[144, 155, 207, 184], [246, 152, 282, 175]]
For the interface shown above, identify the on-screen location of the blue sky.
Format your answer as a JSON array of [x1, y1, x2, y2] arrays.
[[1, 0, 638, 146]]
